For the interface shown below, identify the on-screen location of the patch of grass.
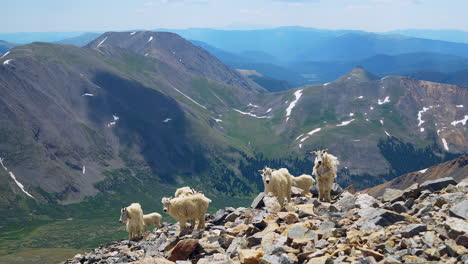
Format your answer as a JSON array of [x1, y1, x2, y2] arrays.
[[1, 248, 81, 264]]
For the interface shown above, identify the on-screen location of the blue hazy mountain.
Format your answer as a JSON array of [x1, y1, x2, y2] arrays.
[[385, 29, 468, 44]]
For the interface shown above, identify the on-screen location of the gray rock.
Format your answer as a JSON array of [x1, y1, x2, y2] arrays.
[[314, 239, 329, 249], [251, 192, 265, 209], [355, 193, 379, 209], [226, 236, 247, 257], [401, 183, 421, 200], [335, 192, 356, 212], [262, 254, 281, 264], [449, 200, 468, 220], [420, 177, 458, 192], [401, 224, 427, 238], [456, 235, 468, 248], [382, 188, 404, 203], [358, 207, 405, 227], [279, 253, 296, 264], [404, 198, 415, 209], [318, 220, 335, 231], [391, 201, 408, 213]]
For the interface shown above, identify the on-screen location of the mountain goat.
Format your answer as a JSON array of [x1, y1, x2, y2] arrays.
[[291, 174, 315, 195], [143, 212, 162, 231], [175, 186, 198, 197], [161, 193, 211, 233], [119, 203, 145, 241], [312, 149, 339, 201], [258, 166, 292, 208]]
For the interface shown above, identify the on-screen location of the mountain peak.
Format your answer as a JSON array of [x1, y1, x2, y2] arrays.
[[86, 31, 265, 92], [338, 66, 379, 82]]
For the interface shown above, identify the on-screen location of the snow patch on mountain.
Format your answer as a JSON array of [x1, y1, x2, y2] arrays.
[[97, 36, 108, 47], [234, 109, 270, 119], [173, 87, 207, 110], [417, 107, 431, 127], [377, 96, 390, 105], [451, 115, 468, 126], [0, 157, 35, 199], [441, 138, 449, 151], [285, 89, 303, 122], [1, 51, 10, 59], [336, 119, 355, 127], [307, 128, 321, 136]]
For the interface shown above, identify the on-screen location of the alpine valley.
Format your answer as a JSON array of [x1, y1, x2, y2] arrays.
[[0, 31, 466, 262]]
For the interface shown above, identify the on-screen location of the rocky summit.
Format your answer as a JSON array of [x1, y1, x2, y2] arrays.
[[65, 177, 468, 264]]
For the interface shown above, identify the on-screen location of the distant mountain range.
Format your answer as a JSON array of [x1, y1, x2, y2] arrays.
[[385, 29, 468, 44], [0, 32, 466, 226], [4, 28, 468, 90]]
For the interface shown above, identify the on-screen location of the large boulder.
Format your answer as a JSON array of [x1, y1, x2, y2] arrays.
[[420, 177, 458, 192], [167, 239, 199, 262]]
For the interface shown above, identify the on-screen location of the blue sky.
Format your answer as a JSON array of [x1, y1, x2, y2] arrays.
[[2, 0, 467, 33]]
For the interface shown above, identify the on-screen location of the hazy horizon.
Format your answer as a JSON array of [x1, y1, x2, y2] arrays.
[[3, 0, 468, 33]]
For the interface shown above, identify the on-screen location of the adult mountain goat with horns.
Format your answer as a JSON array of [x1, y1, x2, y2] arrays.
[[312, 149, 339, 201]]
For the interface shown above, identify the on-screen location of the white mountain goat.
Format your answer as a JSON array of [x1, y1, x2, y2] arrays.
[[311, 149, 339, 201], [143, 212, 162, 231], [175, 186, 198, 197], [291, 174, 315, 195], [161, 193, 211, 233], [119, 203, 145, 241], [258, 166, 292, 208]]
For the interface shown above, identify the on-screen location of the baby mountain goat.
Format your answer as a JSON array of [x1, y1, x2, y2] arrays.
[[312, 149, 339, 201], [143, 212, 161, 231], [291, 174, 315, 195]]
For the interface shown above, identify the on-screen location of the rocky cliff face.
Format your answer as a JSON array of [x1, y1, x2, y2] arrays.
[[65, 177, 468, 264]]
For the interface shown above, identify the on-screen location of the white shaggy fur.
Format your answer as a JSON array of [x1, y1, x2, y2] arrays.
[[291, 174, 315, 195], [312, 149, 339, 201], [119, 203, 145, 240], [161, 193, 211, 233], [258, 166, 292, 208], [175, 186, 198, 197], [143, 212, 162, 230]]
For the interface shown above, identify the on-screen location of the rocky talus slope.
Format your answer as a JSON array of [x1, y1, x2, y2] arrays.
[[65, 178, 468, 264]]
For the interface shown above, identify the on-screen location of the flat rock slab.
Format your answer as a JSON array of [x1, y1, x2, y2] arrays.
[[358, 207, 405, 227], [420, 177, 458, 192], [449, 200, 468, 220], [251, 192, 265, 209], [401, 224, 427, 238]]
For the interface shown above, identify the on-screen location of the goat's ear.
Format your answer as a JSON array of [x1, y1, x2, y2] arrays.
[[258, 169, 264, 173], [311, 151, 317, 155], [323, 149, 328, 153]]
